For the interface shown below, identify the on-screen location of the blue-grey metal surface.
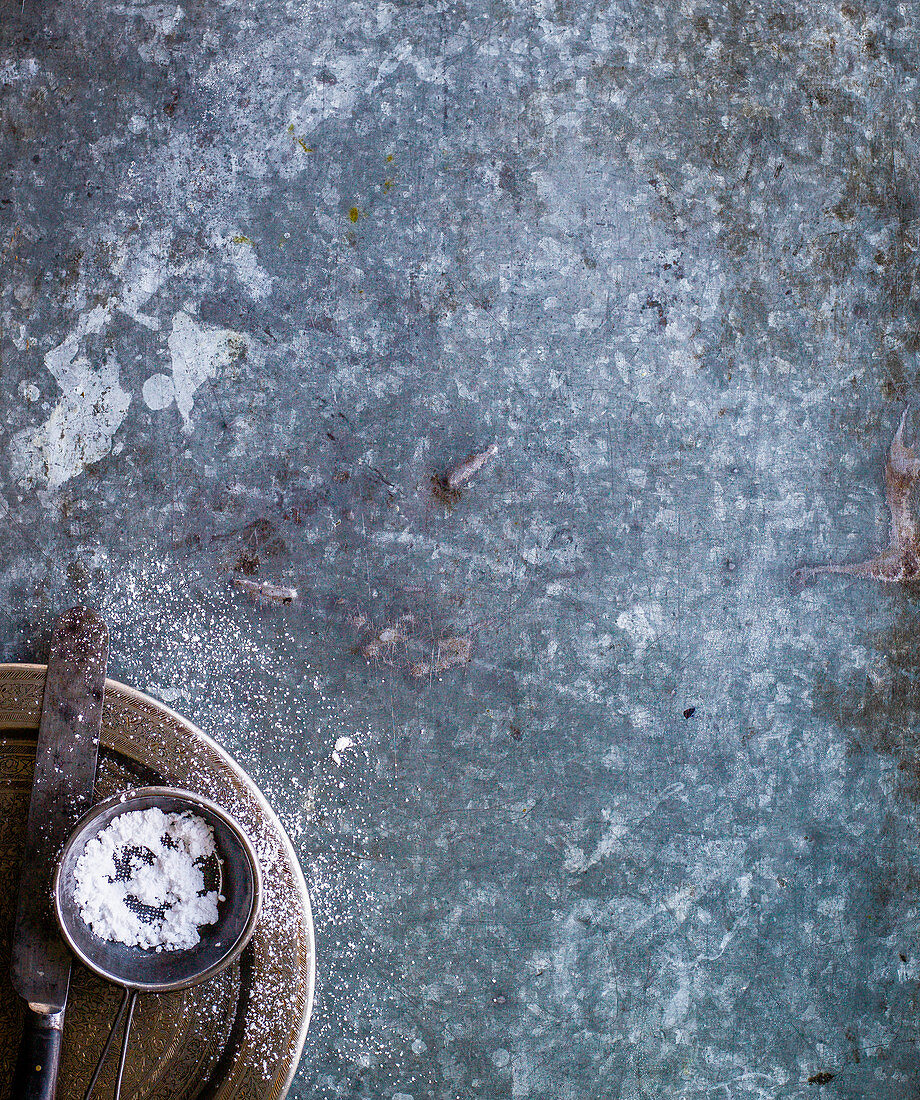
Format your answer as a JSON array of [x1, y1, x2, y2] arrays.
[[3, 1, 920, 1097]]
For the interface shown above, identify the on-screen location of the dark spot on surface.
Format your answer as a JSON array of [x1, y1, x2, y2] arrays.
[[211, 517, 287, 563], [510, 723, 523, 741], [235, 551, 259, 576], [900, 952, 908, 962], [808, 1071, 836, 1085], [62, 248, 84, 289], [498, 162, 520, 198], [370, 467, 394, 488], [303, 315, 337, 334], [316, 67, 338, 84], [642, 295, 667, 327], [163, 89, 180, 116], [683, 706, 696, 719], [766, 10, 801, 31], [431, 474, 461, 507]]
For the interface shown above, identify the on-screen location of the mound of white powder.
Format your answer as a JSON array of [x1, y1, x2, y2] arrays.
[[73, 807, 222, 951]]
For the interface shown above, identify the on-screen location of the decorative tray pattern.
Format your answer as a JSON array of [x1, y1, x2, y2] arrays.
[[0, 664, 314, 1100]]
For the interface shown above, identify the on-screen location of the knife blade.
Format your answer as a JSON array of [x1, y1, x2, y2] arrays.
[[10, 607, 110, 1100]]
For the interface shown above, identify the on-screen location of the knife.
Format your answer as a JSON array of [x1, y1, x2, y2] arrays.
[[10, 607, 110, 1100]]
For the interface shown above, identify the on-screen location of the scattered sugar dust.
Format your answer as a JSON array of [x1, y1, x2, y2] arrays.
[[29, 550, 400, 1088]]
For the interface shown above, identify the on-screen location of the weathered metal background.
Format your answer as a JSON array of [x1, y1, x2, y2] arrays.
[[3, 1, 920, 1096]]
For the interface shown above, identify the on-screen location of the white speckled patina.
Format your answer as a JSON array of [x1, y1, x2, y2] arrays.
[[11, 304, 129, 490]]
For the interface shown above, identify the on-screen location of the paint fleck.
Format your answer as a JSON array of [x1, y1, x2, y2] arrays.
[[331, 736, 354, 765], [445, 443, 498, 490], [232, 576, 298, 604], [167, 310, 248, 432], [224, 237, 273, 300], [142, 373, 175, 411], [10, 305, 130, 490]]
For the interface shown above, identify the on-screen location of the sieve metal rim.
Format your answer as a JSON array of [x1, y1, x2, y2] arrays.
[[53, 786, 263, 993]]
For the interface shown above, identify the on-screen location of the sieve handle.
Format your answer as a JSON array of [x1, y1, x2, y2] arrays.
[[81, 987, 137, 1100], [11, 1008, 62, 1100]]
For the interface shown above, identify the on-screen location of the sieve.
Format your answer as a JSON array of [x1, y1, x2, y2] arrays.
[[53, 787, 263, 1100]]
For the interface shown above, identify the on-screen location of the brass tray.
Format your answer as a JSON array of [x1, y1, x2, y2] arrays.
[[0, 664, 315, 1100]]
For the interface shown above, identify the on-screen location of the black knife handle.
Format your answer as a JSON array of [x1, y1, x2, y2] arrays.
[[11, 1010, 62, 1100]]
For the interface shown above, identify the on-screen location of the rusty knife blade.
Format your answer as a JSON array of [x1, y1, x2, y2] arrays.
[[10, 607, 109, 1012]]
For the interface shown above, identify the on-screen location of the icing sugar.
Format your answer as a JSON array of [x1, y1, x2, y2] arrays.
[[73, 807, 222, 951]]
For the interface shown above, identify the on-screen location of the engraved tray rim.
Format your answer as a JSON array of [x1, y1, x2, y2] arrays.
[[0, 662, 315, 1100]]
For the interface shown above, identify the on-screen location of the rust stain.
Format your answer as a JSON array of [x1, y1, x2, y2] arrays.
[[347, 594, 480, 680], [795, 411, 920, 587]]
